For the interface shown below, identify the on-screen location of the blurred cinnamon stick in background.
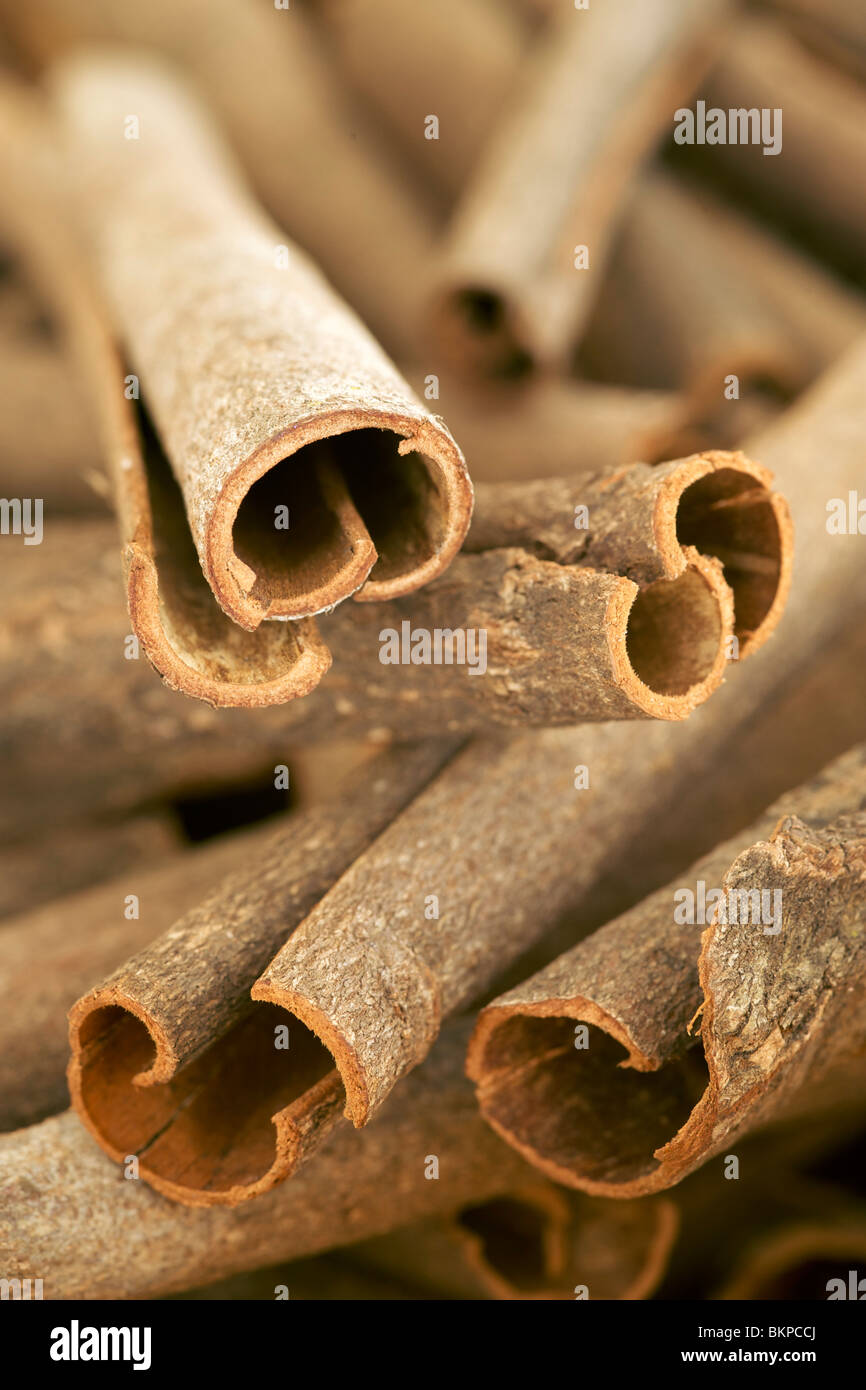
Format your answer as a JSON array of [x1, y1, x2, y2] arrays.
[[428, 0, 727, 375]]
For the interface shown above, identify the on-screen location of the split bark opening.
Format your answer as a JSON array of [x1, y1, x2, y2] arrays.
[[673, 468, 784, 647], [71, 1001, 340, 1201], [228, 425, 448, 619], [468, 1013, 710, 1189]]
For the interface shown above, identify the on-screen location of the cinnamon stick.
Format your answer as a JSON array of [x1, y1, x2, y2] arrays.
[[48, 52, 472, 626], [348, 1185, 677, 1301], [467, 743, 866, 1196], [313, 0, 521, 205], [0, 812, 179, 923], [0, 1022, 537, 1300], [0, 0, 436, 357], [697, 19, 866, 273], [429, 0, 727, 375], [0, 742, 454, 1134], [581, 172, 860, 407], [1, 450, 784, 822], [0, 81, 330, 709], [405, 371, 694, 483], [57, 435, 794, 1205]]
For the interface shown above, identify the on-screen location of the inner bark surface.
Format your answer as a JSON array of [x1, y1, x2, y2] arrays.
[[479, 1015, 708, 1186], [626, 568, 722, 695], [75, 1002, 339, 1196], [459, 1196, 552, 1291], [676, 468, 783, 641], [232, 429, 447, 612]]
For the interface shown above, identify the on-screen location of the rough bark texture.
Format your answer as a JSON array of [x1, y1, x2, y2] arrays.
[[0, 1022, 537, 1300], [429, 0, 727, 374], [1, 448, 785, 842], [0, 819, 285, 1133], [468, 744, 866, 1196], [0, 80, 330, 708], [469, 451, 790, 658], [49, 53, 473, 625], [253, 341, 866, 1170], [65, 742, 457, 1204], [700, 20, 866, 273], [350, 1185, 678, 1301], [0, 0, 436, 356]]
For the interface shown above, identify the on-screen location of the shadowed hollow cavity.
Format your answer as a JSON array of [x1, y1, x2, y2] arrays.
[[625, 568, 723, 697], [231, 429, 448, 613], [676, 467, 782, 643], [73, 1002, 342, 1198], [477, 1015, 709, 1188], [444, 288, 533, 379], [459, 1196, 553, 1291]]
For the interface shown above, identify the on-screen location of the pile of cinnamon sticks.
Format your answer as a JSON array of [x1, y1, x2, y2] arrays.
[[1, 0, 865, 1305]]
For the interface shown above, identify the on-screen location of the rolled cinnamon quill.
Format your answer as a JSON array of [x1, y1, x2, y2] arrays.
[[0, 80, 329, 709], [47, 52, 472, 627], [348, 1184, 677, 1301], [0, 1022, 537, 1301], [429, 0, 727, 375], [0, 742, 454, 1134], [0, 0, 436, 356], [467, 743, 866, 1197]]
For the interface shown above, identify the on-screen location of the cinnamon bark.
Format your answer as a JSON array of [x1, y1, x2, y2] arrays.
[[0, 743, 454, 1133], [468, 744, 866, 1196], [48, 52, 472, 626], [0, 81, 330, 709], [0, 812, 179, 923], [349, 1185, 677, 1301], [429, 0, 727, 375], [0, 0, 435, 357], [405, 371, 694, 483], [1, 450, 783, 842], [219, 344, 864, 1176], [58, 440, 792, 1205], [0, 1022, 537, 1301]]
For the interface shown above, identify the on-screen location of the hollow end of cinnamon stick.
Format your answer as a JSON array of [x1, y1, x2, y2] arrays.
[[468, 809, 866, 1199], [653, 451, 792, 658], [612, 559, 732, 720], [211, 409, 474, 628], [67, 991, 347, 1207]]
